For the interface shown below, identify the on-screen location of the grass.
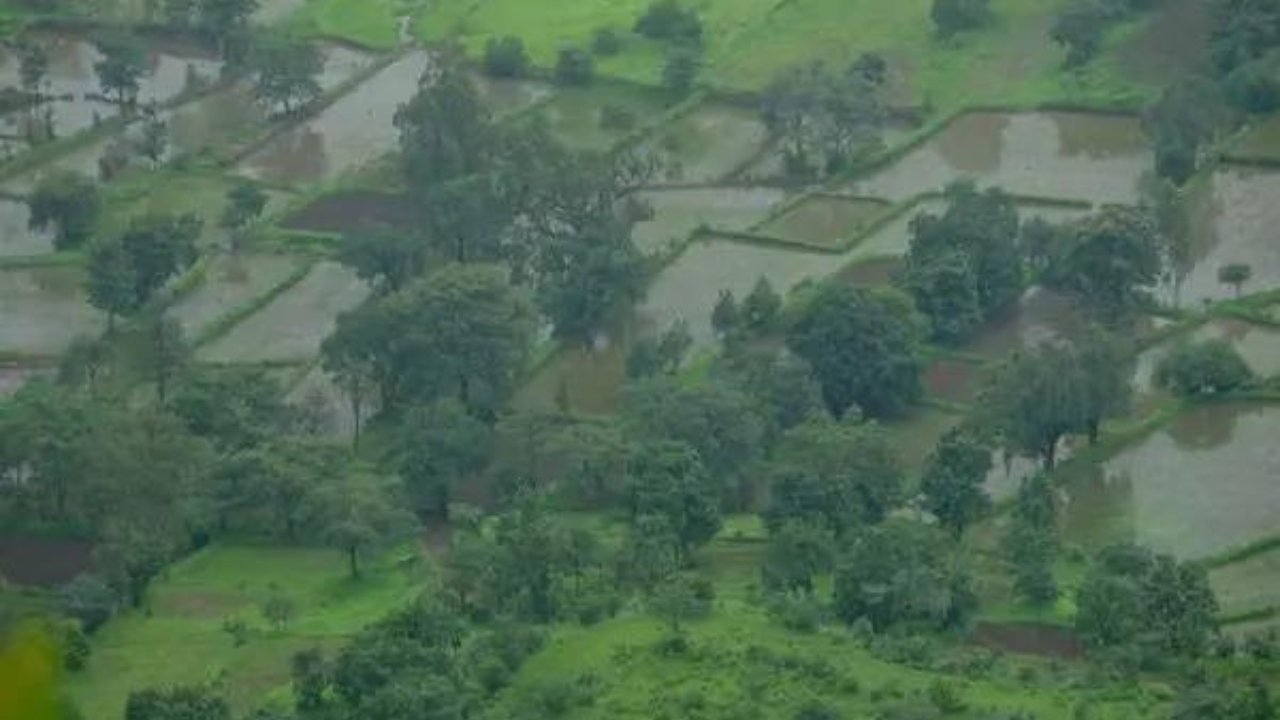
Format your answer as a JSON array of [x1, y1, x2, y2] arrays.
[[65, 542, 429, 720], [416, 0, 1151, 111], [96, 170, 240, 245], [489, 602, 1157, 720], [283, 0, 407, 50]]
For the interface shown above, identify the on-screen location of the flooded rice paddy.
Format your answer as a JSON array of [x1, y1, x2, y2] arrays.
[[757, 195, 890, 249], [1061, 402, 1280, 560], [0, 197, 53, 256], [1161, 167, 1280, 307], [0, 265, 103, 356], [630, 186, 785, 255], [198, 261, 369, 363], [847, 111, 1151, 206], [0, 30, 222, 146], [238, 51, 430, 185], [167, 253, 304, 338], [1210, 548, 1280, 619], [647, 103, 770, 183]]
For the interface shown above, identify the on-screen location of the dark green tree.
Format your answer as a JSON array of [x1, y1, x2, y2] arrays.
[[125, 685, 229, 720], [483, 36, 529, 78], [762, 519, 835, 594], [316, 473, 418, 578], [787, 285, 926, 418], [396, 398, 494, 520], [920, 428, 992, 537], [1004, 475, 1059, 605], [554, 46, 594, 85], [94, 32, 148, 108], [1155, 339, 1255, 396], [1050, 1, 1112, 67], [626, 441, 721, 564], [27, 171, 100, 250], [1046, 206, 1163, 319], [249, 33, 323, 116]]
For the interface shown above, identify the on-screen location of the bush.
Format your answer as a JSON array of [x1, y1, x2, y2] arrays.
[[58, 573, 116, 633], [592, 27, 622, 56], [62, 623, 91, 671], [555, 46, 594, 85], [931, 0, 992, 37], [1154, 339, 1254, 396], [662, 45, 702, 96], [635, 0, 703, 42], [483, 36, 529, 78], [767, 592, 825, 633]]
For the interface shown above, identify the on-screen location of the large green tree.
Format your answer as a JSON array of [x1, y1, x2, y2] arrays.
[[787, 285, 926, 418], [919, 428, 992, 537], [626, 441, 721, 564], [27, 171, 100, 250], [249, 33, 323, 116], [1046, 206, 1163, 319]]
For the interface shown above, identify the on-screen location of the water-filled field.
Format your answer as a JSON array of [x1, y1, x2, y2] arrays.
[[758, 195, 891, 249], [630, 186, 785, 254], [238, 51, 430, 185], [1061, 402, 1280, 560], [847, 112, 1151, 205], [0, 265, 103, 356], [198, 261, 369, 363], [645, 103, 769, 183], [0, 198, 53, 257], [168, 253, 305, 339]]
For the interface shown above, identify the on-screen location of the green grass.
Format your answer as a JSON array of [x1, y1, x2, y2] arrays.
[[489, 603, 1158, 720], [96, 170, 240, 244], [416, 0, 1151, 110], [65, 542, 429, 720], [284, 0, 406, 50]]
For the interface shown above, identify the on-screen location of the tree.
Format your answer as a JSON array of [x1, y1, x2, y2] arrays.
[[920, 428, 992, 536], [1075, 544, 1218, 657], [833, 519, 975, 630], [1050, 1, 1112, 67], [765, 418, 904, 536], [1210, 0, 1280, 73], [316, 473, 418, 577], [483, 36, 529, 78], [762, 520, 834, 594], [94, 32, 148, 108], [648, 572, 710, 635], [1072, 329, 1134, 444], [249, 34, 322, 116], [662, 45, 702, 96], [395, 47, 493, 190], [17, 39, 48, 98], [742, 276, 782, 330], [87, 237, 139, 330], [337, 233, 428, 294], [396, 398, 494, 520], [1155, 339, 1255, 396], [656, 319, 693, 372], [168, 367, 292, 450], [931, 0, 992, 37], [117, 213, 203, 311], [291, 648, 329, 712], [1142, 77, 1230, 185], [761, 61, 885, 176], [220, 182, 268, 248], [321, 263, 533, 415], [711, 289, 740, 337], [1004, 475, 1059, 605], [982, 343, 1080, 470], [58, 573, 116, 633], [125, 685, 230, 720], [134, 103, 168, 166], [899, 182, 1023, 343], [554, 46, 594, 85], [534, 212, 647, 343], [635, 0, 703, 42], [626, 441, 721, 564], [194, 0, 258, 59], [1218, 262, 1253, 298], [787, 285, 925, 418], [138, 315, 188, 403], [1046, 206, 1163, 319], [622, 378, 766, 491], [262, 593, 297, 631], [27, 171, 100, 250]]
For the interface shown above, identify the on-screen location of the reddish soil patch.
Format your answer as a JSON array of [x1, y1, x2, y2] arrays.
[[924, 359, 984, 404], [280, 190, 416, 236], [970, 621, 1083, 659], [0, 536, 94, 587]]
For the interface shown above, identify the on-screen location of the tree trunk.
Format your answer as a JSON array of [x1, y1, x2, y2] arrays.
[[1087, 418, 1100, 446], [1042, 437, 1058, 471], [350, 395, 363, 451], [348, 546, 359, 578]]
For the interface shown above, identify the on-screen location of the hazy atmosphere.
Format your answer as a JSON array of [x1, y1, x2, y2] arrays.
[[1, 0, 1279, 719]]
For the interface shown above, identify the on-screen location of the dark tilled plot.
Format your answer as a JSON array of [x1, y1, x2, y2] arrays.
[[280, 190, 416, 236]]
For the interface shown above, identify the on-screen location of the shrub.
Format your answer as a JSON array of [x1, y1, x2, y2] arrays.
[[58, 573, 116, 633], [1154, 339, 1254, 396], [931, 0, 992, 37], [592, 27, 622, 56], [483, 36, 529, 78], [555, 46, 594, 85], [635, 0, 703, 42], [662, 45, 702, 96]]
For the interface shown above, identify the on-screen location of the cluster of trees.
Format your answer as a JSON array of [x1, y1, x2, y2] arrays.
[[1050, 0, 1167, 68], [160, 0, 260, 59], [760, 53, 889, 177]]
